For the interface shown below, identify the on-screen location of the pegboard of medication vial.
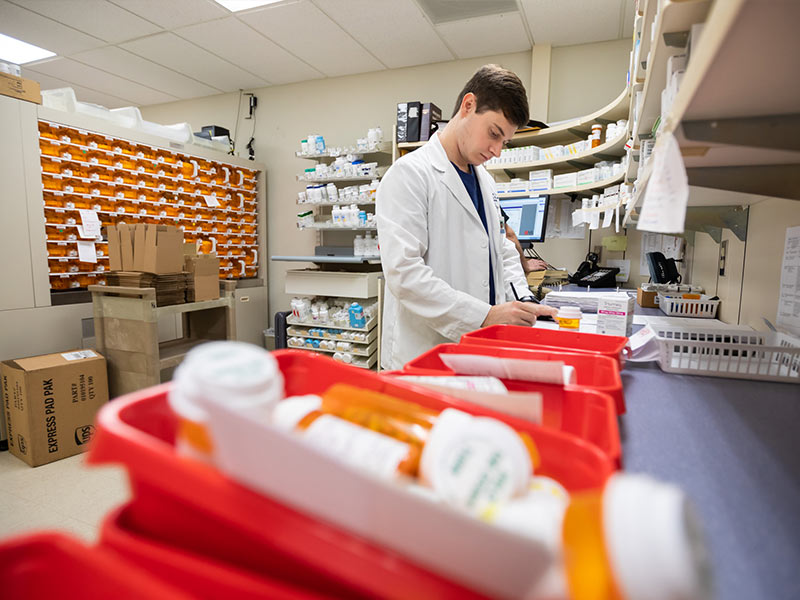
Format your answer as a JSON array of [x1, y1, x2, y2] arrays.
[[37, 119, 260, 291]]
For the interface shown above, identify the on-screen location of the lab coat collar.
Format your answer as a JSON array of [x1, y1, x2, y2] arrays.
[[427, 132, 485, 230]]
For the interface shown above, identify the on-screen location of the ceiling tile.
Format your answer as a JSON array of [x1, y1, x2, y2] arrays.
[[313, 0, 453, 69], [121, 32, 269, 92], [239, 0, 385, 78], [0, 0, 105, 55], [27, 57, 179, 106], [10, 0, 161, 44], [436, 13, 531, 59], [106, 0, 229, 29], [521, 0, 622, 46], [175, 16, 324, 85], [72, 46, 222, 99], [25, 70, 131, 108]]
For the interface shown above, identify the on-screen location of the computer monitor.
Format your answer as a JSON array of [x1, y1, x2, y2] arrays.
[[499, 196, 549, 245]]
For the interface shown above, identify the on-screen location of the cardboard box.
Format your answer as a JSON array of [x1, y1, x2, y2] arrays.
[[637, 287, 659, 308], [107, 224, 183, 274], [184, 253, 220, 302], [0, 71, 42, 104], [1, 350, 109, 467], [597, 294, 635, 337]]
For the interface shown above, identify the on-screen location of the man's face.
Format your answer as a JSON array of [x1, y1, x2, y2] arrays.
[[459, 99, 517, 166]]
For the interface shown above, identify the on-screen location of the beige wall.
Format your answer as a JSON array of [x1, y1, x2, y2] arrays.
[[740, 198, 800, 331], [142, 43, 630, 320], [548, 39, 632, 122]]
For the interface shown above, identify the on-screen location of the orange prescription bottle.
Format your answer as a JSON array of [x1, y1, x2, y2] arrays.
[[482, 473, 713, 600], [273, 384, 539, 513]]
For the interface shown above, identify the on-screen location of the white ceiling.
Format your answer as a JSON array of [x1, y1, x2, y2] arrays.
[[0, 0, 634, 109]]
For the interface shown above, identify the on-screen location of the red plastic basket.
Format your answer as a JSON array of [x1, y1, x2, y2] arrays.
[[0, 533, 193, 599], [400, 343, 622, 463], [99, 504, 324, 600], [88, 350, 615, 600], [461, 325, 630, 369]]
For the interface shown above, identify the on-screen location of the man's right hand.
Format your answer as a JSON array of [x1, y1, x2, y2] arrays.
[[481, 301, 558, 327]]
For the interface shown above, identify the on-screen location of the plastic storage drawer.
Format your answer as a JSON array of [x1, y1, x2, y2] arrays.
[[400, 343, 622, 463], [88, 350, 616, 600]]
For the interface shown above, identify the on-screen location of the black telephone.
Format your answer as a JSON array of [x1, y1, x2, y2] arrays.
[[646, 251, 681, 284], [570, 252, 620, 288]]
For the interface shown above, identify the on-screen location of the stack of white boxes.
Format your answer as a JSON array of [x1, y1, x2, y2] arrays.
[[529, 169, 553, 193]]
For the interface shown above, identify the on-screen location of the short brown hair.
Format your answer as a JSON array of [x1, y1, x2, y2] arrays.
[[452, 64, 529, 128]]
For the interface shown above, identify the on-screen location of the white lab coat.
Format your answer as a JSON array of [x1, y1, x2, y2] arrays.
[[377, 132, 529, 370]]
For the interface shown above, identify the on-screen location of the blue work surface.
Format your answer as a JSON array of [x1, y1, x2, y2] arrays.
[[620, 361, 800, 600]]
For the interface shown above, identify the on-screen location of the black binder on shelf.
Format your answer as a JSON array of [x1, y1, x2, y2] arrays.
[[406, 101, 421, 142], [420, 102, 441, 142]]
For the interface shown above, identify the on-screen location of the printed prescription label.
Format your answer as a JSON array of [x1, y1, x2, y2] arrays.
[[303, 415, 410, 479]]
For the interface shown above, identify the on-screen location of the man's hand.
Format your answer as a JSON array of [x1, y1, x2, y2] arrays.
[[523, 258, 548, 273], [481, 301, 559, 327]]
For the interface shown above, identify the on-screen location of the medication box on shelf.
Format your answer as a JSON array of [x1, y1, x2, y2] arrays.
[[1, 349, 108, 466], [0, 72, 42, 104]]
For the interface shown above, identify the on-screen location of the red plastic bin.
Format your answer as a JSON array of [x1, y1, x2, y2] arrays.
[[0, 532, 193, 599], [88, 349, 616, 600], [461, 324, 630, 369], [400, 343, 622, 464], [99, 504, 324, 600]]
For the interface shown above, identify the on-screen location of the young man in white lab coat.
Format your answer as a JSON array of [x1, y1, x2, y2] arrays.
[[377, 64, 558, 370]]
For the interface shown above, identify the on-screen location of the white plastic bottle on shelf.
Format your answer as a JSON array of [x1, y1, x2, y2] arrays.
[[331, 205, 340, 226], [363, 232, 373, 257], [354, 234, 364, 257]]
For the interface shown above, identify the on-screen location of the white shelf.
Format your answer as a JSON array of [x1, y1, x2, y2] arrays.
[[287, 339, 378, 358], [485, 132, 627, 176], [287, 324, 378, 345], [272, 255, 380, 264], [299, 223, 377, 231], [286, 346, 378, 369], [297, 200, 375, 207], [634, 0, 713, 140], [497, 173, 625, 198], [632, 0, 800, 203], [296, 142, 391, 161], [297, 175, 381, 184], [286, 313, 377, 332]]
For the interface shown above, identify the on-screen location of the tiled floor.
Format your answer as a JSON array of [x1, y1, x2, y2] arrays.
[[0, 450, 130, 544]]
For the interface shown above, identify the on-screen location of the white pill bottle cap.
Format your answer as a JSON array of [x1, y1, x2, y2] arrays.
[[604, 473, 713, 600], [169, 341, 284, 425]]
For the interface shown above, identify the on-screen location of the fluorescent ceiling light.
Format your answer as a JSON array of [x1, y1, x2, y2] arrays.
[[0, 33, 55, 65], [212, 0, 284, 11]]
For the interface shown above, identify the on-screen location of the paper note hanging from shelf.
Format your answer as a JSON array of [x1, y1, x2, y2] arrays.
[[76, 241, 97, 263], [562, 199, 586, 239], [78, 209, 101, 238], [637, 133, 689, 233], [602, 235, 628, 251], [204, 194, 220, 207], [777, 225, 800, 335], [606, 259, 630, 282]]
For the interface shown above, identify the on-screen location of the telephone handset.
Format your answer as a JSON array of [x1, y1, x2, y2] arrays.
[[570, 252, 620, 288], [646, 251, 682, 284]]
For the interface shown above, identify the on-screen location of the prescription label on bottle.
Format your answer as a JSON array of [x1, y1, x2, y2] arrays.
[[436, 438, 518, 513], [303, 414, 411, 479]]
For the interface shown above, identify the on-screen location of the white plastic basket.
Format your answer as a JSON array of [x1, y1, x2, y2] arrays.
[[657, 293, 720, 318], [653, 325, 800, 383]]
